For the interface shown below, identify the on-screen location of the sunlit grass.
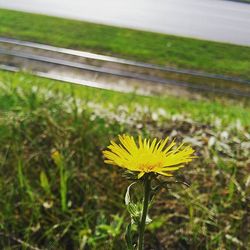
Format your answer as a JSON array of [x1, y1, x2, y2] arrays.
[[0, 8, 250, 79], [0, 70, 249, 126]]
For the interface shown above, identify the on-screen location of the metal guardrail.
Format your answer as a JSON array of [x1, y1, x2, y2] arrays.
[[1, 37, 249, 85], [0, 37, 249, 97], [1, 48, 250, 97], [0, 64, 139, 94]]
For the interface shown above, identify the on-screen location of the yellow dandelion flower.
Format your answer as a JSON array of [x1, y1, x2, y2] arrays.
[[103, 135, 195, 178]]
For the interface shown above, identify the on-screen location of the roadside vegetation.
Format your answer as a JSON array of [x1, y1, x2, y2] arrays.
[[231, 0, 250, 3], [0, 70, 249, 249], [0, 71, 249, 126], [0, 8, 250, 80]]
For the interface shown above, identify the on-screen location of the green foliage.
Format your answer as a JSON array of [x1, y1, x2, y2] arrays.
[[40, 170, 51, 195], [52, 151, 69, 212], [0, 8, 250, 79], [0, 70, 249, 126], [0, 71, 249, 249], [17, 160, 25, 189]]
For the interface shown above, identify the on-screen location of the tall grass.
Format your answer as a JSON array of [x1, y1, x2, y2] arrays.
[[52, 150, 69, 212], [0, 74, 249, 249]]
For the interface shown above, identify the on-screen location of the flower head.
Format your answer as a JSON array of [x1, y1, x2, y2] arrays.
[[103, 135, 195, 178]]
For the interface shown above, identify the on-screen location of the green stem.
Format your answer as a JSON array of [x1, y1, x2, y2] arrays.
[[138, 174, 151, 250]]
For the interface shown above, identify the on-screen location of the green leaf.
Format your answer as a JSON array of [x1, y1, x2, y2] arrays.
[[125, 223, 134, 250], [125, 182, 137, 205], [17, 160, 25, 189], [40, 170, 51, 195], [125, 182, 143, 225]]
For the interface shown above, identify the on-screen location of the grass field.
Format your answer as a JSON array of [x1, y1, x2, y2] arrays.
[[0, 70, 249, 126], [0, 8, 250, 80], [0, 70, 249, 249]]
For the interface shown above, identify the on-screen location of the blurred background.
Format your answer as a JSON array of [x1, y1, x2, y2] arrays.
[[0, 0, 249, 249]]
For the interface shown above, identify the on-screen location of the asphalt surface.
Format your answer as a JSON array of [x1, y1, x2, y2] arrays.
[[0, 0, 250, 46]]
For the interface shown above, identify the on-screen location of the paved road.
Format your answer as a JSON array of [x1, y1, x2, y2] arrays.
[[0, 0, 250, 46]]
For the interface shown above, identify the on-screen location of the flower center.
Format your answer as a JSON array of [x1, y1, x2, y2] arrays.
[[139, 163, 158, 173]]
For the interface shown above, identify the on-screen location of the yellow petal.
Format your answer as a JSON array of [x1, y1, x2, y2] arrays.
[[138, 172, 145, 179]]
